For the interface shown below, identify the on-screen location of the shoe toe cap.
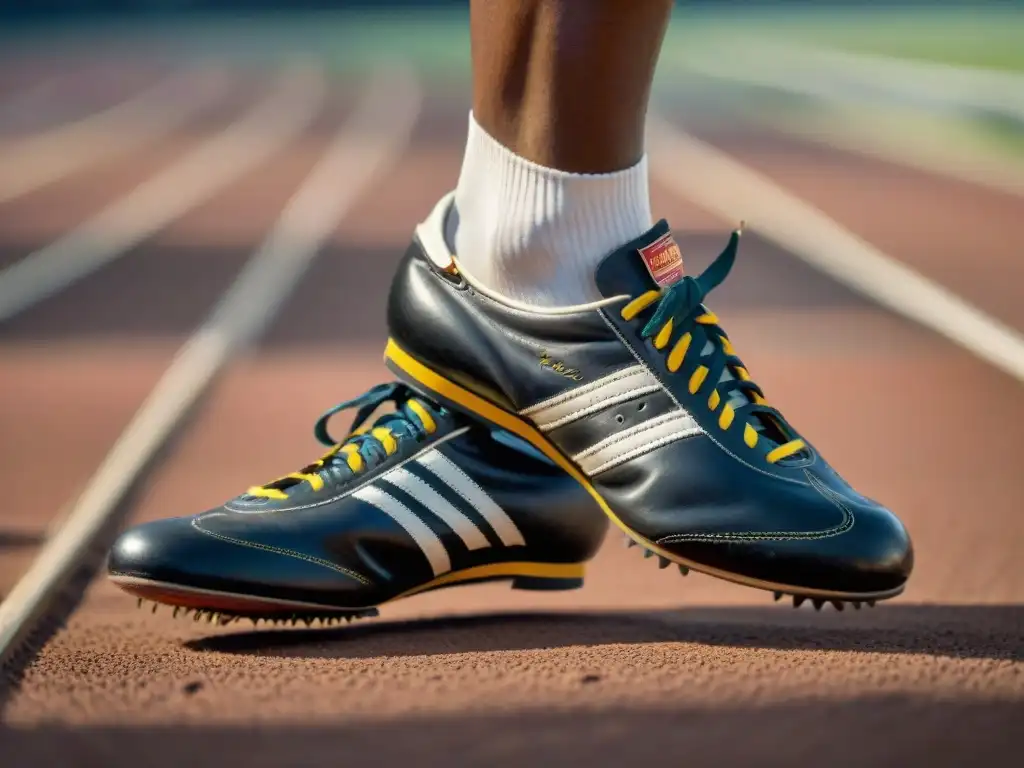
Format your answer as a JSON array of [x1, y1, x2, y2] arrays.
[[654, 494, 913, 597], [107, 515, 208, 583], [106, 511, 371, 606]]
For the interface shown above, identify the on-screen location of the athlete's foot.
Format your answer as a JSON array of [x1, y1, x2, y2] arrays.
[[106, 382, 608, 626], [384, 193, 913, 606]]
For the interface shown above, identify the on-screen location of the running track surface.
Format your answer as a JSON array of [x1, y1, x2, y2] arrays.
[[0, 49, 1021, 767]]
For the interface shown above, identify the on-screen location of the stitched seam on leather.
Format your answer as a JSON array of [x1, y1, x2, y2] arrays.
[[436, 273, 583, 349], [224, 427, 470, 513], [191, 518, 372, 585], [429, 267, 635, 408], [574, 409, 690, 461], [587, 427, 702, 476], [597, 309, 811, 487], [656, 470, 855, 544], [537, 384, 662, 431], [521, 365, 650, 415]]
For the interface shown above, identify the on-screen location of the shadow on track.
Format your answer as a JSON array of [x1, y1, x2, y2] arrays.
[[0, 531, 45, 551], [1, 695, 1019, 767], [186, 604, 1024, 663]]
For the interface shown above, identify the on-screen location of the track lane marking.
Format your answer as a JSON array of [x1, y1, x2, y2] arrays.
[[647, 113, 1024, 385], [0, 68, 232, 205], [756, 105, 1024, 201], [0, 66, 422, 665], [0, 65, 326, 323]]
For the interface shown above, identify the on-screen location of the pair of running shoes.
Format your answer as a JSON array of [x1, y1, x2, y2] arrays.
[[108, 196, 913, 626]]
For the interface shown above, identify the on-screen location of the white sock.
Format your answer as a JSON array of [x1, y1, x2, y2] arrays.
[[445, 112, 652, 307]]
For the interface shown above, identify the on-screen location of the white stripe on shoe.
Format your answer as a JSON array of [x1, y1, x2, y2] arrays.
[[385, 467, 491, 551], [574, 410, 701, 476], [520, 364, 662, 431], [352, 485, 451, 577], [416, 451, 526, 548]]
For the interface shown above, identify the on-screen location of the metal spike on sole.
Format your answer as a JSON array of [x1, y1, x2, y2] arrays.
[[623, 535, 635, 548], [831, 600, 844, 612], [867, 600, 876, 608], [773, 591, 783, 602], [852, 601, 861, 610], [643, 549, 654, 559], [678, 564, 689, 576], [657, 556, 671, 569], [792, 595, 806, 608], [131, 592, 383, 629], [812, 599, 824, 611]]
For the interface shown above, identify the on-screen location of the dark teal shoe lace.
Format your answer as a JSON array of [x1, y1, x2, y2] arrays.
[[246, 382, 445, 499], [619, 228, 806, 464]]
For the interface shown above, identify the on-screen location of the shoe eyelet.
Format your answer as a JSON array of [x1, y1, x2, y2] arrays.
[[637, 402, 646, 412], [615, 414, 625, 424]]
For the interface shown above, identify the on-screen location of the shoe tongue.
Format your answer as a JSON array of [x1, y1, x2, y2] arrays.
[[595, 220, 777, 444], [594, 219, 684, 298]]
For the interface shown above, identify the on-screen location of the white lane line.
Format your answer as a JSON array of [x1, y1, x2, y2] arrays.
[[0, 66, 327, 323], [647, 113, 1024, 385], [758, 105, 1024, 201], [0, 68, 233, 204], [676, 39, 1024, 124], [0, 66, 422, 662]]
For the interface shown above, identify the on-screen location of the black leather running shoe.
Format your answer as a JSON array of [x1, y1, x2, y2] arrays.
[[384, 193, 913, 608], [107, 382, 608, 626]]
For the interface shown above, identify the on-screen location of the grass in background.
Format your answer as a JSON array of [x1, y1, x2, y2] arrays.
[[667, 5, 1024, 73]]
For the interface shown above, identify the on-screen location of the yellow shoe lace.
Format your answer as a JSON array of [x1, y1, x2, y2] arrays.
[[246, 383, 441, 500], [620, 229, 806, 465]]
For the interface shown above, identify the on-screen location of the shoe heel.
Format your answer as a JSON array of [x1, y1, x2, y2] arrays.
[[511, 575, 585, 592]]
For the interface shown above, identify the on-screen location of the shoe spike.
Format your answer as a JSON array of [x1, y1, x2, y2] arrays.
[[623, 535, 635, 548], [852, 601, 861, 610], [773, 591, 783, 602], [812, 599, 824, 611], [831, 601, 844, 612], [792, 595, 806, 608], [658, 556, 671, 569], [867, 600, 876, 608], [643, 549, 654, 559], [137, 598, 143, 609], [678, 564, 689, 576]]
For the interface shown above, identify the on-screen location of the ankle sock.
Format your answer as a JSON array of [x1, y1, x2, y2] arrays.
[[445, 112, 653, 307]]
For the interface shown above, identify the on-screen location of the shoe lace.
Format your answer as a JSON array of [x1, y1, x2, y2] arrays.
[[246, 382, 443, 500], [619, 228, 807, 465]]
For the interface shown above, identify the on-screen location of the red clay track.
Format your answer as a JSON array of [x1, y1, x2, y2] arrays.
[[0, 61, 1021, 767]]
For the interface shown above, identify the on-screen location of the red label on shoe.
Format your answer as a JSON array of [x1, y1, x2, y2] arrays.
[[637, 233, 684, 287]]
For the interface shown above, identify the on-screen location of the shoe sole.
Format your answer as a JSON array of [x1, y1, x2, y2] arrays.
[[110, 560, 586, 626], [384, 337, 905, 607]]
